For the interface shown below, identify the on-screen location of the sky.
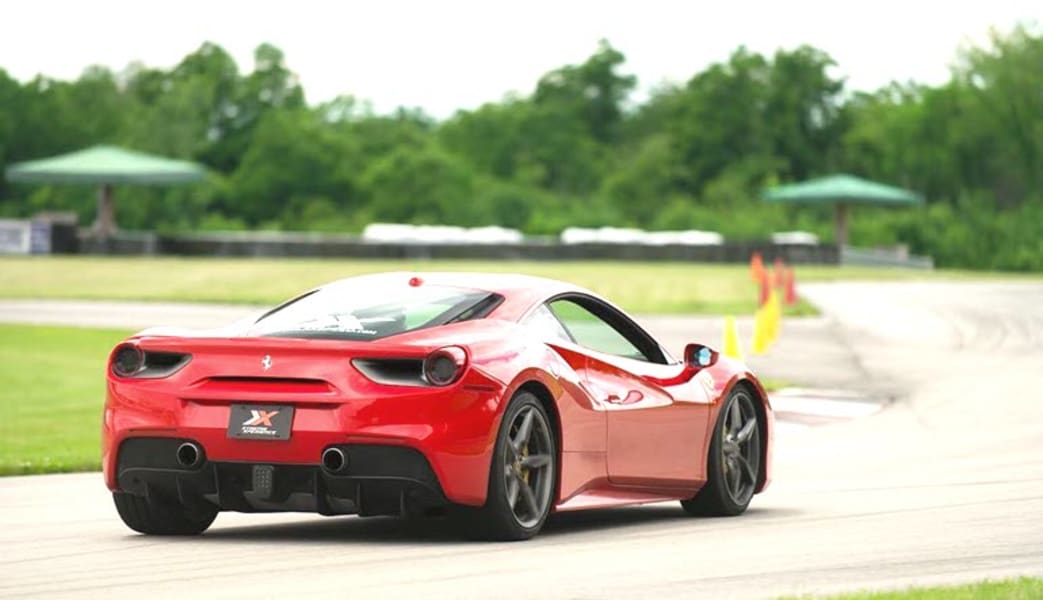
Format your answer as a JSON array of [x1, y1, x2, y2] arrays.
[[1, 0, 1039, 118]]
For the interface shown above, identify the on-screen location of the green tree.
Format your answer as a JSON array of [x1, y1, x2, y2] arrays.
[[764, 46, 846, 180], [360, 144, 483, 225], [534, 39, 637, 144], [439, 100, 528, 180], [199, 43, 305, 173], [954, 24, 1043, 206], [229, 108, 359, 225], [600, 134, 677, 225], [670, 47, 773, 194]]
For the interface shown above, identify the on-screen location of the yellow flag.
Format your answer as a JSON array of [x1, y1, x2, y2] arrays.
[[722, 315, 743, 360]]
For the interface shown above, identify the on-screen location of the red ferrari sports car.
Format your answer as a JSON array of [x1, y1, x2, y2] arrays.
[[103, 272, 773, 540]]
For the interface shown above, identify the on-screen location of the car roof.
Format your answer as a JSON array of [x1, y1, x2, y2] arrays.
[[320, 271, 595, 320], [316, 271, 673, 361], [323, 271, 580, 295]]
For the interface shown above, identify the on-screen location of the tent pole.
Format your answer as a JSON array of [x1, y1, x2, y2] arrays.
[[96, 184, 116, 240], [835, 203, 849, 248]]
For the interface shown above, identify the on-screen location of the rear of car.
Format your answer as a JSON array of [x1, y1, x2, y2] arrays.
[[103, 277, 510, 532]]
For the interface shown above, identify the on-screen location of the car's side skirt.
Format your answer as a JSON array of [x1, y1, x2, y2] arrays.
[[554, 484, 701, 512]]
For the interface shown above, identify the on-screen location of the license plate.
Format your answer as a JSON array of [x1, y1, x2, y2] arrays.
[[227, 404, 295, 440]]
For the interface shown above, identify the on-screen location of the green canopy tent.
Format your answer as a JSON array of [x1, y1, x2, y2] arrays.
[[4, 145, 206, 239], [762, 174, 923, 247]]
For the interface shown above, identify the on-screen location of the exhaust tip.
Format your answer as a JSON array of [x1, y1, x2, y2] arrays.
[[175, 442, 202, 468], [321, 447, 347, 474]]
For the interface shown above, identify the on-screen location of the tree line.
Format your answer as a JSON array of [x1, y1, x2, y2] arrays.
[[1, 26, 1041, 270]]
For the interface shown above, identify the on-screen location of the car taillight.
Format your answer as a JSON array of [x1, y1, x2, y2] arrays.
[[110, 344, 191, 379], [111, 344, 144, 377], [423, 346, 467, 386]]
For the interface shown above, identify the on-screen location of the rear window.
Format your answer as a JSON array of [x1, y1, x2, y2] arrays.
[[249, 281, 501, 341]]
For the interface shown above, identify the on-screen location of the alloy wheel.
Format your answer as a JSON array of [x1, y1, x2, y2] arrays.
[[502, 404, 554, 528], [720, 392, 760, 505]]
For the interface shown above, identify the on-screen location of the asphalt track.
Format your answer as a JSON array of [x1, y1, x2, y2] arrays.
[[2, 281, 1043, 598]]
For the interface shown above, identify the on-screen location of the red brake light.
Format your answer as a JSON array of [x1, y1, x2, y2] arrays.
[[423, 346, 467, 386]]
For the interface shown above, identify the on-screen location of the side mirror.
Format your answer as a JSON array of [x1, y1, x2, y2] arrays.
[[644, 343, 719, 387], [684, 343, 718, 369]]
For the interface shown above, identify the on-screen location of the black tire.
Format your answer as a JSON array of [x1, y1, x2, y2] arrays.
[[113, 492, 218, 535], [465, 391, 557, 541], [682, 386, 761, 516]]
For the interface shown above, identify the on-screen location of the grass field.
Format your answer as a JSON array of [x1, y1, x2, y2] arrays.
[[3, 256, 1036, 316], [791, 577, 1043, 599], [0, 324, 131, 475]]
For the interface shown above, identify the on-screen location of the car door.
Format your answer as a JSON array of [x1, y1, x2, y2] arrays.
[[547, 298, 713, 487]]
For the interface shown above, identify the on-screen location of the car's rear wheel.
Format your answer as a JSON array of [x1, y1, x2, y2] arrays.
[[112, 492, 218, 535], [682, 386, 761, 516], [467, 391, 557, 541]]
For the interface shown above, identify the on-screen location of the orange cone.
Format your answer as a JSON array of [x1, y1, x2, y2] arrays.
[[758, 271, 771, 307], [773, 257, 785, 289], [750, 252, 765, 283], [784, 266, 798, 305]]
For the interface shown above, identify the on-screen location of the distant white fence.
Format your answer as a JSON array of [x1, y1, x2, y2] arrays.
[[362, 223, 524, 244], [362, 223, 730, 246], [771, 231, 819, 245], [560, 227, 724, 246]]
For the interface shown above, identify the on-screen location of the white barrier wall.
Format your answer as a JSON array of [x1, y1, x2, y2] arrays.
[[0, 219, 54, 255], [0, 220, 32, 254]]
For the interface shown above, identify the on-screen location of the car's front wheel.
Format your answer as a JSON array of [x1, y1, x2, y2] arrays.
[[682, 386, 762, 516], [113, 492, 218, 535], [467, 391, 557, 541]]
